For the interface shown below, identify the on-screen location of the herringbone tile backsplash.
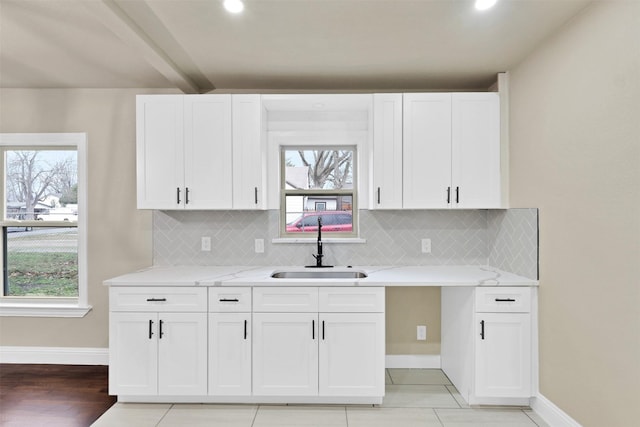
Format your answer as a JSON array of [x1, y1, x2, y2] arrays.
[[153, 208, 538, 280]]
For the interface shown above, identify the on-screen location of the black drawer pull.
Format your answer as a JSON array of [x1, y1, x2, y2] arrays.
[[312, 319, 315, 340], [455, 186, 459, 203], [322, 320, 325, 340], [446, 187, 451, 204], [480, 320, 485, 340], [377, 187, 381, 204], [148, 320, 154, 339], [146, 298, 167, 302], [244, 320, 248, 340], [176, 187, 181, 204], [495, 298, 516, 302], [159, 320, 164, 339], [219, 298, 239, 302]]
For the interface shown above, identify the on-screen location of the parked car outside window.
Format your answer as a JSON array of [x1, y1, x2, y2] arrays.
[[286, 211, 352, 232]]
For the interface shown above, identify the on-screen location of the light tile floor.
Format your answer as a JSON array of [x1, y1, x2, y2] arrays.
[[92, 369, 550, 427]]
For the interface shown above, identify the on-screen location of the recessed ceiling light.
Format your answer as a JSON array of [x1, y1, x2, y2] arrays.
[[224, 0, 244, 14], [475, 0, 498, 11]]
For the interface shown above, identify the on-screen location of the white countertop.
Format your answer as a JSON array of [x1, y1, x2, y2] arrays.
[[104, 265, 537, 287]]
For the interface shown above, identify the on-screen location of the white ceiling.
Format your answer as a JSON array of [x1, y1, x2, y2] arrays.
[[0, 0, 593, 93]]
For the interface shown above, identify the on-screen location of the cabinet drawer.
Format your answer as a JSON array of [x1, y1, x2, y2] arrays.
[[110, 287, 208, 312], [209, 287, 252, 312], [475, 287, 531, 313], [253, 287, 318, 312], [319, 287, 385, 312]]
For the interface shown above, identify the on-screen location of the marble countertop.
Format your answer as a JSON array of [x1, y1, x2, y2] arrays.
[[104, 265, 538, 287]]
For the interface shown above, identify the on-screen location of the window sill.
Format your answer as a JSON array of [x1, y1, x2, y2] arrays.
[[0, 302, 92, 318], [272, 238, 367, 244]]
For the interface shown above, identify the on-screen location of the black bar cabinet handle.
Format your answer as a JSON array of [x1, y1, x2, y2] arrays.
[[480, 320, 485, 340], [446, 187, 451, 204], [495, 298, 516, 302], [312, 319, 315, 340], [159, 320, 164, 339], [146, 298, 167, 302], [322, 320, 325, 340], [220, 298, 239, 303], [377, 187, 381, 204], [254, 187, 258, 204], [148, 319, 154, 339], [176, 187, 181, 204], [185, 187, 190, 204], [455, 186, 459, 203], [244, 320, 248, 340]]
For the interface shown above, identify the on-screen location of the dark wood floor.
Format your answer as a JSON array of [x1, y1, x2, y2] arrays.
[[0, 364, 116, 427]]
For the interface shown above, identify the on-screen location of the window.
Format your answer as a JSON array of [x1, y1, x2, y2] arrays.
[[281, 147, 357, 237], [0, 133, 89, 317]]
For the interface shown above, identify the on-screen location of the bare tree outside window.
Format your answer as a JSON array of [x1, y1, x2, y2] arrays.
[[6, 150, 77, 219], [287, 149, 353, 190]]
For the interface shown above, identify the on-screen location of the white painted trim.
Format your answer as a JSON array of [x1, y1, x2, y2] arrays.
[[531, 393, 583, 427], [385, 354, 441, 369], [0, 304, 91, 317], [0, 346, 108, 365]]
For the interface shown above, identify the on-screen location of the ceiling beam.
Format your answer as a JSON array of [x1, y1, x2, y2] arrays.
[[83, 0, 199, 94]]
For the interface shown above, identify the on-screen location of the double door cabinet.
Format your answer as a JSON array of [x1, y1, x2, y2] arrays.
[[109, 286, 385, 403], [136, 94, 264, 210], [372, 92, 501, 209]]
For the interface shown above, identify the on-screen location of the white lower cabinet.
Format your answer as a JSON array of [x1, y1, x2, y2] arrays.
[[441, 286, 535, 406], [209, 313, 252, 396], [109, 311, 207, 396], [109, 287, 208, 397], [319, 313, 385, 396], [252, 287, 385, 400], [253, 312, 319, 396], [475, 312, 531, 398]]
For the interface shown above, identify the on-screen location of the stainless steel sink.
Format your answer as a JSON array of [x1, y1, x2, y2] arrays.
[[271, 270, 368, 279]]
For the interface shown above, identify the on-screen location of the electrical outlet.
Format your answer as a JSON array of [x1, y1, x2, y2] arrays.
[[255, 238, 265, 253], [421, 238, 431, 254], [417, 325, 427, 341], [201, 236, 211, 252]]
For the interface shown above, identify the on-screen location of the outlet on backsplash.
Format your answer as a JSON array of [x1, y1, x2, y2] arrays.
[[421, 238, 431, 254], [255, 239, 265, 254], [201, 236, 211, 252]]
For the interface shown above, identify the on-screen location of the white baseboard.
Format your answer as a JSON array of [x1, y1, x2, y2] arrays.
[[385, 354, 441, 369], [0, 346, 108, 365], [531, 393, 583, 427]]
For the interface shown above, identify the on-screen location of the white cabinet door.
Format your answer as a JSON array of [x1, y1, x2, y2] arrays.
[[475, 312, 531, 398], [319, 313, 385, 396], [109, 312, 158, 396], [157, 312, 208, 395], [372, 93, 403, 209], [232, 94, 266, 209], [136, 95, 184, 209], [252, 313, 318, 396], [403, 93, 452, 209], [184, 94, 233, 209], [209, 313, 252, 396], [137, 94, 235, 210], [452, 93, 501, 208]]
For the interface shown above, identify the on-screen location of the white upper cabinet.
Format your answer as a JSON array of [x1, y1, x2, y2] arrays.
[[451, 93, 501, 209], [374, 92, 501, 209], [136, 95, 185, 210], [137, 94, 232, 209], [403, 93, 453, 209], [372, 93, 403, 209], [137, 94, 266, 210], [232, 95, 266, 209], [184, 95, 233, 209]]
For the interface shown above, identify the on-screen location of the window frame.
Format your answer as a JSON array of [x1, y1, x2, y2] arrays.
[[0, 133, 90, 317], [279, 146, 358, 239]]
